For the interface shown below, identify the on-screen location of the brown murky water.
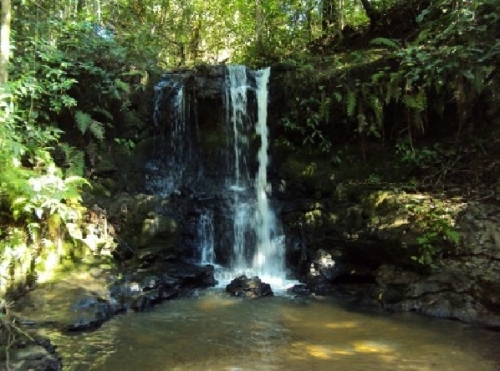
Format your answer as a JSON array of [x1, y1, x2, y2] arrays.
[[44, 289, 500, 370]]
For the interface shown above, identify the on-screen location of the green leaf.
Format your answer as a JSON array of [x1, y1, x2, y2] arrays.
[[346, 91, 356, 118], [370, 38, 400, 50], [446, 230, 461, 244]]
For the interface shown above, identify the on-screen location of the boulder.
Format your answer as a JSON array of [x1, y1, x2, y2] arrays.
[[226, 275, 273, 298]]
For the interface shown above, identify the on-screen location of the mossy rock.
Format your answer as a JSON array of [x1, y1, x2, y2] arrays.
[[137, 213, 179, 249]]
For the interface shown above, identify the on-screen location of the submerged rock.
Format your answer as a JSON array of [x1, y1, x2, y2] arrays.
[[6, 336, 62, 371], [226, 275, 273, 298], [288, 284, 311, 296], [13, 261, 218, 333]]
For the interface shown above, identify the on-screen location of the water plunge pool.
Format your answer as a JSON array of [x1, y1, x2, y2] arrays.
[[43, 289, 500, 370]]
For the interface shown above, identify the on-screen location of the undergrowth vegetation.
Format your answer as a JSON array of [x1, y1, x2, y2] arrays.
[[280, 0, 499, 164], [1, 4, 153, 295]]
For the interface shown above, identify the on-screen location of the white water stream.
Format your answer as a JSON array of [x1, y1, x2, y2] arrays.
[[209, 66, 293, 290], [148, 81, 187, 196]]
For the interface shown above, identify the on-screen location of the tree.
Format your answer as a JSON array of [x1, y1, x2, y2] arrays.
[[322, 0, 339, 32], [359, 0, 380, 29], [0, 0, 11, 87]]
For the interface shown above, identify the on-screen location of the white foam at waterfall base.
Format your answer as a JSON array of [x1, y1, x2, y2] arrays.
[[214, 267, 298, 293]]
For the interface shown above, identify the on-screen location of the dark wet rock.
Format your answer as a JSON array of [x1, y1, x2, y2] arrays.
[[279, 182, 500, 326], [104, 263, 215, 313], [226, 275, 274, 298], [65, 294, 119, 331], [288, 284, 311, 296], [12, 260, 217, 333], [159, 262, 218, 288], [7, 336, 61, 371], [363, 259, 500, 326], [9, 345, 61, 371], [306, 272, 333, 295]]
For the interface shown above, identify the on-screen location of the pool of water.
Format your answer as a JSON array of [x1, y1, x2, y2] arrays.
[[43, 289, 500, 370]]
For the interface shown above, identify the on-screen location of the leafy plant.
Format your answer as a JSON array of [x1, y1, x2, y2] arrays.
[[114, 138, 136, 153], [280, 90, 332, 152], [406, 198, 461, 269], [75, 110, 106, 140], [58, 144, 85, 177], [395, 138, 440, 171]]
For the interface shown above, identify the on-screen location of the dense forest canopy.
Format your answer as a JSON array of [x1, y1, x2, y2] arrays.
[[0, 0, 499, 289]]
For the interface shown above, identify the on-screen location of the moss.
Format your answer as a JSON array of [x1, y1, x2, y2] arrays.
[[361, 190, 400, 218], [88, 181, 112, 198]]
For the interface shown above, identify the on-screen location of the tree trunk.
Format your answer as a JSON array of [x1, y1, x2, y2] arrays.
[[0, 0, 11, 87], [321, 0, 338, 33], [339, 0, 345, 29], [359, 0, 380, 29], [189, 20, 202, 61], [255, 0, 264, 55]]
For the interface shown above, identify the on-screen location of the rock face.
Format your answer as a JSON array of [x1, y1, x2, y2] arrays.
[[279, 178, 500, 326], [78, 65, 500, 328], [226, 275, 274, 298], [366, 203, 500, 326], [84, 65, 268, 268]]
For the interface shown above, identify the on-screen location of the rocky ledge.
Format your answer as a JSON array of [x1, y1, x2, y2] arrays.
[[12, 260, 217, 333]]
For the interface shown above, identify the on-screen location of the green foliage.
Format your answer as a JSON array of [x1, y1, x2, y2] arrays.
[[58, 144, 85, 177], [395, 138, 440, 171], [280, 88, 333, 152], [75, 110, 106, 141], [282, 0, 500, 153], [0, 78, 89, 291], [114, 138, 136, 153], [406, 198, 461, 269], [370, 37, 400, 50], [346, 90, 357, 118]]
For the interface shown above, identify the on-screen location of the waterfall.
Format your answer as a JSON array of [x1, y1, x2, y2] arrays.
[[147, 78, 191, 196], [226, 66, 253, 272], [220, 66, 288, 288], [153, 66, 293, 289], [198, 211, 215, 265], [227, 66, 250, 189], [253, 68, 285, 280]]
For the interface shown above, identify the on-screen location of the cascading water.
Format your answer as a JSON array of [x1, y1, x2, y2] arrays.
[[148, 78, 193, 196], [226, 66, 253, 271], [217, 66, 290, 288], [197, 211, 215, 265], [154, 66, 293, 290], [253, 68, 286, 281]]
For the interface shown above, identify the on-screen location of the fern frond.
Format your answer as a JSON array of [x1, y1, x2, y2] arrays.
[[75, 110, 92, 134], [346, 91, 357, 118], [370, 95, 383, 127], [59, 143, 72, 161], [123, 109, 143, 128], [89, 120, 105, 140], [93, 107, 114, 121], [370, 37, 400, 50], [75, 110, 106, 140], [384, 73, 400, 103], [67, 149, 85, 177], [114, 78, 130, 93], [58, 143, 85, 177]]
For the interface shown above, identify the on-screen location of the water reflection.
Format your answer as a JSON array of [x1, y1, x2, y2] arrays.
[[47, 290, 500, 370]]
